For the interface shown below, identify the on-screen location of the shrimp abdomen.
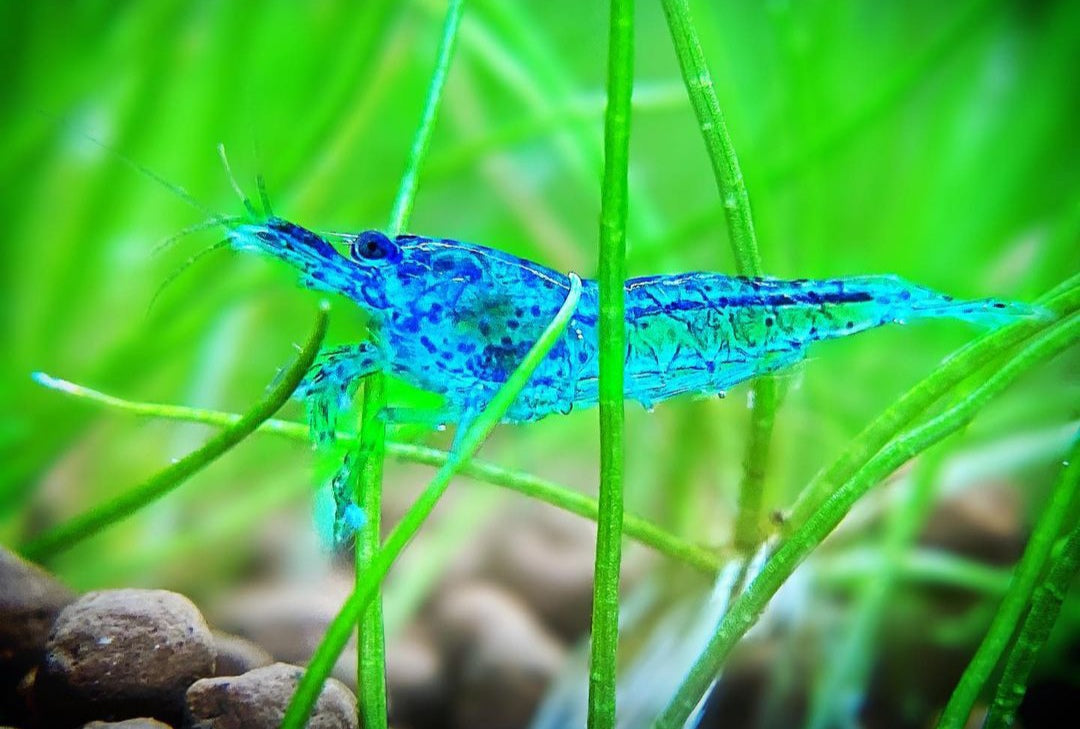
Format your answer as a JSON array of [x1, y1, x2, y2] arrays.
[[616, 273, 1044, 407]]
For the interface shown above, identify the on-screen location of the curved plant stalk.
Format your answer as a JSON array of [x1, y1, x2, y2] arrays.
[[588, 0, 633, 725], [788, 274, 1079, 530], [936, 436, 1080, 729], [659, 0, 775, 555], [280, 274, 584, 729], [19, 305, 329, 562], [386, 0, 466, 236], [816, 548, 1012, 596], [645, 0, 997, 254], [658, 0, 760, 272], [652, 310, 1078, 729], [984, 504, 1080, 728], [30, 377, 723, 573]]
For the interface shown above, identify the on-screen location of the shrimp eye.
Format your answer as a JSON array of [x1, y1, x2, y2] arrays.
[[350, 230, 400, 263]]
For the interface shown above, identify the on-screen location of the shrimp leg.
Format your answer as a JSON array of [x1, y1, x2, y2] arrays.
[[315, 448, 369, 549], [296, 342, 385, 447], [301, 342, 386, 549]]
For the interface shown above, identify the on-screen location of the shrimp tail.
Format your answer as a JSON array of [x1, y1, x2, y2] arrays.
[[880, 278, 1053, 326]]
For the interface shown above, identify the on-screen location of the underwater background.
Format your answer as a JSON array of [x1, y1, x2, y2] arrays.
[[2, 1, 1078, 728]]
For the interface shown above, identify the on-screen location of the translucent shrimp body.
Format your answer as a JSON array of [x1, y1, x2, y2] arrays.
[[230, 218, 1044, 428], [227, 217, 1045, 545]]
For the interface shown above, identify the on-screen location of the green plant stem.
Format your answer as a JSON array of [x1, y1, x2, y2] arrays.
[[588, 0, 633, 726], [659, 0, 775, 555], [355, 377, 387, 729], [817, 548, 1012, 596], [19, 305, 329, 562], [788, 274, 1080, 530], [653, 311, 1079, 729], [30, 377, 722, 573], [280, 274, 583, 729], [734, 381, 779, 551], [985, 501, 1080, 728], [387, 0, 466, 235], [936, 436, 1080, 729], [349, 4, 467, 725], [658, 0, 759, 272]]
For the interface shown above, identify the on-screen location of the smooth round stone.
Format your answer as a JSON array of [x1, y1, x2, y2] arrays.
[[185, 663, 357, 729], [36, 589, 216, 727]]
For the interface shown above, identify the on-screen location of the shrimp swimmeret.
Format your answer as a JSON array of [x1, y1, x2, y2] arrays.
[[217, 207, 1045, 545]]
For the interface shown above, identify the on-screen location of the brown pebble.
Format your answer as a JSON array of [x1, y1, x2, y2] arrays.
[[432, 582, 565, 729], [35, 589, 216, 728], [82, 719, 174, 728], [185, 662, 356, 729], [210, 631, 272, 678], [0, 546, 76, 720]]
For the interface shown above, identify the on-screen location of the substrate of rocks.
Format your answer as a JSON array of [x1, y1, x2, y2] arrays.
[[1, 505, 647, 729], [0, 547, 356, 729]]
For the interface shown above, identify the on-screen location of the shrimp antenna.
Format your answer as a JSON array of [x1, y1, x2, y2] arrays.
[[251, 131, 275, 218], [256, 172, 275, 218], [146, 238, 232, 315], [35, 109, 222, 218], [151, 214, 243, 257], [124, 156, 218, 219], [217, 143, 259, 218], [77, 135, 220, 219]]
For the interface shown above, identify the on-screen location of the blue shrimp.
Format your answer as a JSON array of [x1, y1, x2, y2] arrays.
[[223, 215, 1046, 544]]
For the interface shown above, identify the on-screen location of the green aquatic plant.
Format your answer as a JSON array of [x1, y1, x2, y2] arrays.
[[352, 1, 466, 725], [282, 273, 585, 729], [937, 437, 1080, 729], [984, 480, 1080, 729], [654, 294, 1078, 728], [19, 308, 329, 562], [589, 0, 633, 725], [30, 374, 723, 574], [6, 1, 1078, 727]]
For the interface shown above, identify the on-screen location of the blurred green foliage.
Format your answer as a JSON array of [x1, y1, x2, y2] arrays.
[[1, 0, 1076, 611]]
